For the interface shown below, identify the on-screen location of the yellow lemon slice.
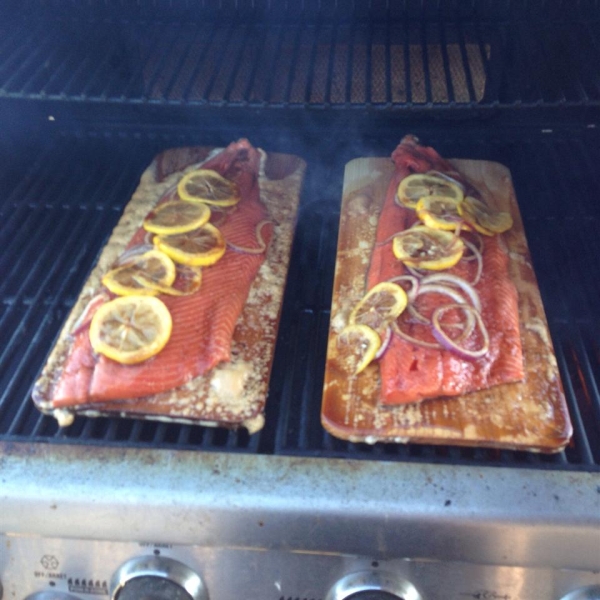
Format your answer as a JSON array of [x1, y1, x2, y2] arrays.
[[457, 195, 513, 236], [143, 200, 211, 235], [415, 195, 467, 231], [397, 173, 464, 209], [349, 282, 408, 333], [177, 169, 241, 207], [89, 296, 172, 364], [392, 225, 465, 270], [102, 250, 177, 297], [337, 324, 381, 375], [154, 222, 226, 266]]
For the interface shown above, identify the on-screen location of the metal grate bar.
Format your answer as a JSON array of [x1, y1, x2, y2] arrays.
[[303, 22, 323, 105], [438, 22, 456, 103], [202, 22, 243, 103], [323, 22, 339, 105], [205, 24, 251, 103], [143, 22, 187, 101], [555, 335, 596, 465], [76, 37, 125, 100], [456, 19, 479, 102], [17, 34, 74, 96], [420, 20, 433, 103], [0, 20, 47, 83], [343, 20, 357, 105], [180, 22, 221, 102], [2, 31, 59, 94], [0, 13, 598, 110], [161, 25, 205, 101], [221, 23, 254, 103], [261, 24, 288, 105]]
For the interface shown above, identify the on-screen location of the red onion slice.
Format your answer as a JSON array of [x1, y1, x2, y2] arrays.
[[70, 293, 109, 336], [226, 220, 272, 254], [386, 275, 420, 302], [461, 239, 483, 285], [116, 244, 155, 266], [417, 283, 467, 305], [420, 273, 481, 312], [375, 326, 393, 359], [392, 322, 441, 349], [426, 170, 466, 191], [431, 304, 489, 359]]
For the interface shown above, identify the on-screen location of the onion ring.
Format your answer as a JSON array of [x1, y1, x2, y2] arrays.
[[226, 220, 272, 254], [420, 273, 481, 312], [432, 303, 489, 359]]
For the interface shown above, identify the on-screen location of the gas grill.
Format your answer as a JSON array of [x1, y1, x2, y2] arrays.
[[0, 2, 599, 600]]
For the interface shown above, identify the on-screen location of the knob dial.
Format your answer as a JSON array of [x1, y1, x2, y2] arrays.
[[560, 586, 600, 600], [110, 556, 208, 600], [325, 571, 422, 600], [341, 592, 408, 600]]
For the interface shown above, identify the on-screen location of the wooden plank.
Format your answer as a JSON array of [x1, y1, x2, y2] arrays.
[[33, 145, 305, 433], [321, 156, 572, 452]]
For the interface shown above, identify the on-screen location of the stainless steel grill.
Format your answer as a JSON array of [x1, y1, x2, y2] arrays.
[[0, 2, 599, 600]]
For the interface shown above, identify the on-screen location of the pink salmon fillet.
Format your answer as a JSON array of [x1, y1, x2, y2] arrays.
[[49, 139, 272, 407], [367, 135, 524, 405]]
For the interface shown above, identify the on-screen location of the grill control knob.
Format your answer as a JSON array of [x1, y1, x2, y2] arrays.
[[560, 587, 600, 600], [110, 556, 208, 600], [325, 571, 422, 600]]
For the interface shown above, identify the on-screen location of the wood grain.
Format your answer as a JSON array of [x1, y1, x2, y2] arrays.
[[33, 146, 305, 433], [321, 157, 572, 452]]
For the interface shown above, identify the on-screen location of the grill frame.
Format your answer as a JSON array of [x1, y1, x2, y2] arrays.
[[0, 3, 600, 596], [0, 2, 599, 473]]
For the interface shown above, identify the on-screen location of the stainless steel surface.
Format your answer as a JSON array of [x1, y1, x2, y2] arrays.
[[3, 533, 600, 600], [325, 571, 422, 600], [110, 556, 207, 600], [1, 443, 598, 572]]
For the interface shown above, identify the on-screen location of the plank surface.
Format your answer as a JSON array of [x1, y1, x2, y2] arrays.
[[321, 157, 572, 452], [33, 145, 305, 433]]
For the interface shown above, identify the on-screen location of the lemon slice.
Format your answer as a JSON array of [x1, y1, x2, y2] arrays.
[[392, 225, 465, 270], [397, 173, 464, 209], [154, 222, 226, 266], [177, 169, 241, 207], [415, 195, 466, 231], [337, 324, 381, 374], [143, 200, 211, 235], [102, 250, 177, 296], [89, 296, 172, 364], [349, 282, 408, 333], [457, 195, 513, 236]]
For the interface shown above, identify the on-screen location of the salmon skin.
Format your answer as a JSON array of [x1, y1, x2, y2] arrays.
[[40, 139, 272, 407], [368, 135, 524, 405]]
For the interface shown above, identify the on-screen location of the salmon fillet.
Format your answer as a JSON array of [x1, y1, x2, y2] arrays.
[[367, 135, 524, 405], [46, 139, 272, 407]]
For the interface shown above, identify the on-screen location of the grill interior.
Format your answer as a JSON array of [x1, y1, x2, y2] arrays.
[[0, 1, 599, 472]]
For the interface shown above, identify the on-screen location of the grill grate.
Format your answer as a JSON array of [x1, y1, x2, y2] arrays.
[[0, 127, 598, 471], [0, 9, 598, 111]]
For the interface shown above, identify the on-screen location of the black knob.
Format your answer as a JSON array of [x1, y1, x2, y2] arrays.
[[345, 592, 404, 600], [115, 576, 192, 600]]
